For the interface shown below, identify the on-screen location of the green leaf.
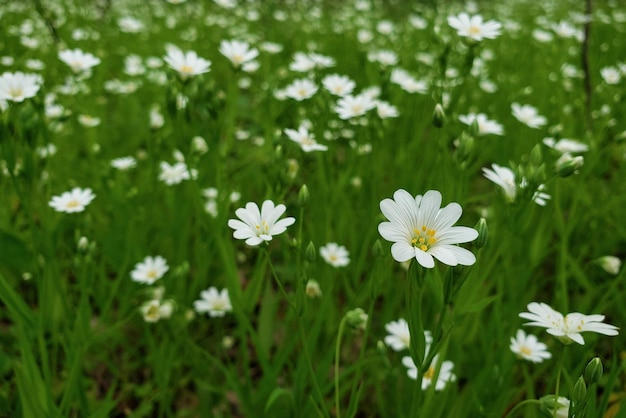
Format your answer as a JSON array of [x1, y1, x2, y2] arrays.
[[0, 230, 33, 274], [458, 294, 500, 314], [264, 387, 294, 413]]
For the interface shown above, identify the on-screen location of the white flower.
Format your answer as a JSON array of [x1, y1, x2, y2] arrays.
[[78, 114, 100, 127], [130, 256, 169, 284], [140, 299, 175, 323], [510, 329, 551, 363], [600, 67, 621, 84], [378, 190, 478, 268], [511, 103, 547, 129], [284, 78, 318, 101], [0, 71, 42, 102], [118, 16, 144, 33], [482, 164, 517, 201], [402, 355, 456, 391], [193, 287, 232, 317], [319, 243, 350, 267], [164, 45, 211, 79], [334, 94, 377, 120], [284, 125, 328, 152], [49, 187, 95, 213], [289, 52, 316, 72], [219, 39, 259, 68], [58, 49, 101, 73], [159, 161, 196, 185], [228, 200, 296, 246], [390, 68, 428, 94], [111, 156, 137, 170], [519, 302, 619, 345], [384, 319, 433, 352], [459, 113, 504, 136], [322, 74, 356, 97], [542, 137, 588, 154], [447, 12, 501, 42], [376, 101, 399, 119], [367, 50, 398, 67]]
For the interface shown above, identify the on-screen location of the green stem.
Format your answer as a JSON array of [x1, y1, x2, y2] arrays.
[[298, 316, 331, 418], [503, 399, 543, 418], [553, 346, 565, 418], [335, 316, 348, 418]]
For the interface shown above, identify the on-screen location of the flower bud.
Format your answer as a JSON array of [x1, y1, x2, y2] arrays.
[[572, 376, 587, 404], [298, 184, 309, 206], [584, 357, 603, 385], [596, 256, 621, 275], [529, 144, 543, 169], [556, 153, 584, 177], [432, 103, 446, 128], [305, 241, 316, 262], [345, 308, 368, 331], [539, 395, 570, 418], [473, 218, 488, 249]]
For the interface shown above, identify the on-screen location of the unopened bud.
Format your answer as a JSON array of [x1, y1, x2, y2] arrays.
[[305, 241, 316, 262], [556, 153, 584, 177], [298, 184, 309, 206], [584, 357, 603, 385], [345, 308, 368, 331], [529, 144, 543, 169], [473, 218, 488, 249], [538, 395, 570, 418], [572, 376, 587, 404], [433, 103, 446, 128]]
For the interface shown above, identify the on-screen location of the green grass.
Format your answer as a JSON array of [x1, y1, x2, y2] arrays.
[[1, 0, 626, 417]]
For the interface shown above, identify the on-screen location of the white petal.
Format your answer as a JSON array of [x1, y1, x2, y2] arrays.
[[428, 246, 459, 266], [378, 222, 410, 242], [391, 242, 415, 262], [439, 245, 476, 266], [414, 248, 435, 268]]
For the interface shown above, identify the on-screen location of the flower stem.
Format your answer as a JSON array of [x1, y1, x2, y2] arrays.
[[335, 315, 348, 418], [553, 345, 565, 418], [503, 399, 543, 418]]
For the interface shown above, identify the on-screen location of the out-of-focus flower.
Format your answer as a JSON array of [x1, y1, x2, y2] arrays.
[[58, 49, 101, 73], [140, 299, 175, 323], [111, 156, 137, 170], [322, 74, 356, 97], [164, 45, 211, 79], [193, 287, 232, 317], [319, 243, 350, 267], [447, 12, 501, 42], [0, 71, 42, 102], [131, 256, 169, 284], [510, 329, 551, 363], [597, 256, 621, 275], [219, 39, 259, 68], [334, 94, 377, 120], [402, 355, 456, 391], [519, 302, 619, 345], [542, 137, 588, 154], [284, 125, 328, 152], [459, 113, 504, 136], [284, 78, 318, 101], [159, 161, 196, 185], [228, 200, 295, 246], [49, 187, 95, 213], [378, 189, 478, 268], [511, 103, 547, 129], [600, 67, 621, 85]]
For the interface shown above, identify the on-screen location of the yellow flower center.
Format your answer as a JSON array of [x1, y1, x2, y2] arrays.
[[424, 365, 435, 380], [255, 220, 270, 234], [180, 64, 194, 75], [8, 87, 23, 99], [411, 225, 438, 252], [520, 346, 532, 356], [146, 269, 158, 279], [232, 54, 244, 65], [468, 25, 481, 36], [66, 199, 80, 208]]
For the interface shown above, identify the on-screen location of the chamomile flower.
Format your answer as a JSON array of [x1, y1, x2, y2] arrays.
[[0, 71, 42, 102], [402, 355, 456, 391], [519, 302, 619, 345], [447, 12, 502, 42], [511, 103, 547, 129], [193, 287, 232, 317], [510, 329, 551, 363], [219, 39, 259, 68], [378, 190, 478, 269], [319, 243, 350, 267], [49, 187, 96, 213], [163, 45, 211, 79], [131, 256, 169, 285], [228, 200, 296, 246], [58, 48, 101, 73]]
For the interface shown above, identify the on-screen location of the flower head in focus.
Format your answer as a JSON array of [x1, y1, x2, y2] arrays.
[[519, 302, 619, 345], [510, 329, 551, 363], [378, 190, 478, 268], [228, 200, 295, 246], [49, 187, 95, 213]]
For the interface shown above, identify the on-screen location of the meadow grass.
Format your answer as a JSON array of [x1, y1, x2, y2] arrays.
[[1, 0, 626, 417]]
